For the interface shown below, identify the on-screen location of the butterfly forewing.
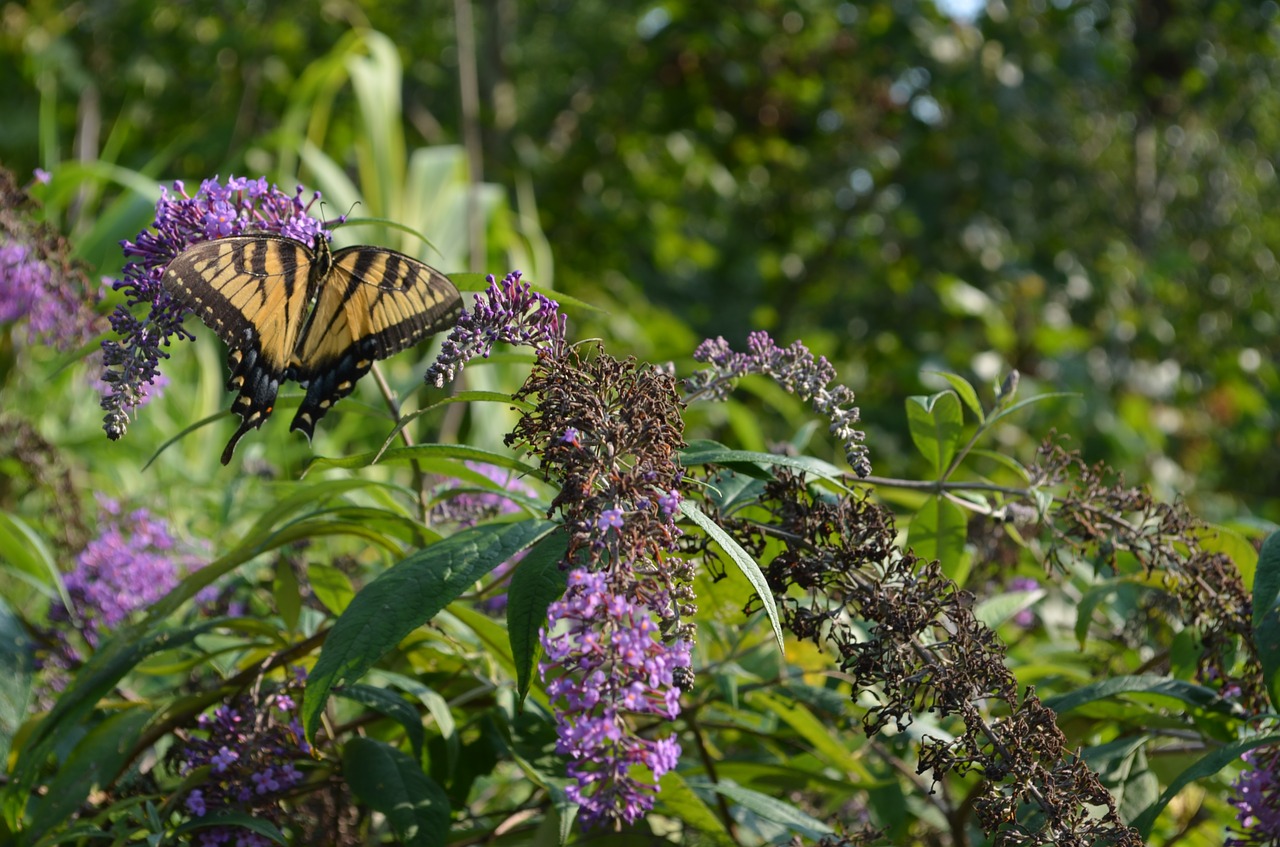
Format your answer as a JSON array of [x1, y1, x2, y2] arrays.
[[163, 237, 315, 373]]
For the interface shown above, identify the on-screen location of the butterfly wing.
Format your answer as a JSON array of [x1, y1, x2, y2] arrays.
[[287, 245, 462, 440], [161, 236, 316, 463]]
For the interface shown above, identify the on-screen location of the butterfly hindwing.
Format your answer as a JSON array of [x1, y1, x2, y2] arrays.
[[163, 236, 318, 463], [288, 245, 462, 440]]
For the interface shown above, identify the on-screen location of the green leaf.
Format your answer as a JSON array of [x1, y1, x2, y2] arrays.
[[303, 519, 556, 742], [344, 737, 451, 847], [679, 500, 785, 655], [927, 371, 984, 421], [1252, 530, 1280, 627], [984, 391, 1076, 427], [1252, 531, 1280, 709], [1082, 738, 1159, 825], [0, 512, 61, 597], [506, 530, 570, 702], [905, 391, 963, 475], [703, 779, 833, 837], [274, 557, 301, 633], [906, 496, 968, 579], [28, 707, 152, 835], [4, 618, 225, 825], [1043, 674, 1229, 716], [656, 771, 734, 844], [1196, 524, 1259, 587], [307, 563, 356, 615], [973, 589, 1043, 629], [306, 443, 541, 476], [1131, 734, 1280, 836], [680, 441, 850, 489], [0, 596, 33, 764], [173, 811, 287, 844], [337, 684, 427, 762], [748, 691, 860, 773]]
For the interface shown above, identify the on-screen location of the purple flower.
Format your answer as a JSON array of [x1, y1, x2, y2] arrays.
[[506, 338, 691, 829], [596, 508, 624, 532], [686, 331, 870, 476], [211, 746, 239, 773], [185, 789, 207, 817], [541, 569, 692, 826], [423, 270, 566, 388], [1229, 746, 1280, 845], [657, 489, 681, 519], [100, 177, 332, 441]]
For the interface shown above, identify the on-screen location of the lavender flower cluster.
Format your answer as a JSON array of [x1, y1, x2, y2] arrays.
[[685, 331, 871, 476], [172, 671, 310, 847], [0, 168, 101, 350], [541, 569, 689, 824], [423, 270, 566, 388], [46, 498, 194, 647], [1228, 746, 1280, 844], [100, 176, 330, 440]]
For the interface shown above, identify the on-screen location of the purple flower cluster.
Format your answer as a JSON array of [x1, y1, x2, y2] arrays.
[[47, 497, 196, 648], [423, 270, 566, 388], [174, 671, 310, 847], [100, 176, 330, 440], [541, 569, 690, 825], [685, 331, 871, 476], [1228, 746, 1280, 845], [0, 237, 100, 352]]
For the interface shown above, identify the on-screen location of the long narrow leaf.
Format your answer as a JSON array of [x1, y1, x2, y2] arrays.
[[303, 519, 556, 741]]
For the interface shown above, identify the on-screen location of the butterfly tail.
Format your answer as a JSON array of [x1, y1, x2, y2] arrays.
[[289, 348, 375, 442], [221, 345, 282, 464]]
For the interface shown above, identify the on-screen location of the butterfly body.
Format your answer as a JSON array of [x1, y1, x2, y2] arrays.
[[162, 233, 461, 464]]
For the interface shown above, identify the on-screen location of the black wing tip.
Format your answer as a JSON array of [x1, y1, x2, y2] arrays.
[[289, 413, 317, 443], [221, 414, 271, 465]]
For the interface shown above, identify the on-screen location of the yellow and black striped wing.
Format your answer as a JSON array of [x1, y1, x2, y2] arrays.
[[162, 235, 318, 464], [287, 245, 462, 440]]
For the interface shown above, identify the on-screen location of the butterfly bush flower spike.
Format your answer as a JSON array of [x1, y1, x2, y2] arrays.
[[100, 177, 330, 440], [685, 331, 871, 476], [507, 348, 693, 827], [424, 270, 566, 386], [173, 673, 310, 847]]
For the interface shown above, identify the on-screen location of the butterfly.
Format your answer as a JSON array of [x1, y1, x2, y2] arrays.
[[161, 232, 462, 464]]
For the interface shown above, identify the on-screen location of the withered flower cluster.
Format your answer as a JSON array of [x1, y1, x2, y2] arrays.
[[704, 470, 1144, 846], [1035, 442, 1263, 711]]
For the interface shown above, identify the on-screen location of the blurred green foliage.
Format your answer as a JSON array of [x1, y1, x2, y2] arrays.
[[2, 0, 1276, 519]]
